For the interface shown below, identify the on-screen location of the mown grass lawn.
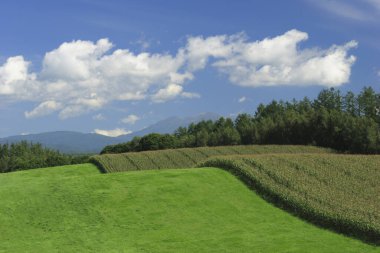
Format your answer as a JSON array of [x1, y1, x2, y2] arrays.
[[0, 164, 378, 252]]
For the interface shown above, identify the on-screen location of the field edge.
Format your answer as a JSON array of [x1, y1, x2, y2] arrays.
[[198, 157, 380, 246]]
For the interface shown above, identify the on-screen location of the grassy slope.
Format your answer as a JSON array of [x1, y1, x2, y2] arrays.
[[0, 164, 379, 252]]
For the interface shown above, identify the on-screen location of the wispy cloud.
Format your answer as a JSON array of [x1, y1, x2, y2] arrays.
[[93, 113, 105, 121], [366, 0, 380, 10], [25, 101, 62, 119], [130, 34, 159, 52], [238, 96, 246, 103], [310, 0, 380, 22]]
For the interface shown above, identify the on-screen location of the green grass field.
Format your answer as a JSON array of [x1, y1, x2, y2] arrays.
[[0, 164, 379, 252]]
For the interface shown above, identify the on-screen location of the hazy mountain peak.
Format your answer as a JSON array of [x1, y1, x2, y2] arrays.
[[0, 113, 220, 154]]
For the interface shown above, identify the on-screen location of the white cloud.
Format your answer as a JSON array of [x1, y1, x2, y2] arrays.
[[238, 96, 246, 103], [199, 30, 357, 87], [41, 38, 113, 81], [0, 56, 36, 96], [185, 34, 236, 71], [58, 97, 106, 119], [152, 83, 183, 103], [94, 128, 131, 137], [93, 113, 106, 121], [121, 114, 140, 125], [0, 38, 193, 119], [24, 100, 62, 119], [181, 92, 201, 99], [0, 31, 358, 119]]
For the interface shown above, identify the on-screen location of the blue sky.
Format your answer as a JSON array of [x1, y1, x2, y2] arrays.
[[0, 0, 379, 137]]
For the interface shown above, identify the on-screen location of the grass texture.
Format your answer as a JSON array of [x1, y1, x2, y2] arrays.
[[0, 164, 378, 252]]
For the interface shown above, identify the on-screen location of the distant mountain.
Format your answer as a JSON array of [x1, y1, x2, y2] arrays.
[[0, 131, 121, 154], [0, 112, 221, 154], [122, 112, 221, 140]]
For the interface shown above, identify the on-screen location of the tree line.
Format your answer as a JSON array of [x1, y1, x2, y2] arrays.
[[102, 86, 380, 154], [0, 141, 89, 173]]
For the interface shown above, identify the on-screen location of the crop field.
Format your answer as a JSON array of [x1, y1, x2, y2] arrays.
[[0, 164, 379, 252], [200, 154, 380, 244], [91, 145, 333, 173], [91, 145, 380, 244]]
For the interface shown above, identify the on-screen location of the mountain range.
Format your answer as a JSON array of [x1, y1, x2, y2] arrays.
[[0, 112, 220, 154]]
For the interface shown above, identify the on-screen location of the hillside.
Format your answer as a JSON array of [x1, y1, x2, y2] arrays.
[[91, 145, 333, 172], [0, 164, 378, 252], [91, 146, 380, 244]]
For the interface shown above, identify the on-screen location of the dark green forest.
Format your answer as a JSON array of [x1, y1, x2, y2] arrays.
[[0, 141, 89, 173], [102, 87, 380, 154]]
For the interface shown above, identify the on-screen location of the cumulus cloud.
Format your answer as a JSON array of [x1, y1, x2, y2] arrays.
[[196, 30, 357, 87], [94, 128, 131, 137], [0, 30, 358, 119], [185, 34, 237, 71], [0, 38, 192, 119], [0, 56, 36, 96], [121, 114, 140, 124], [152, 83, 184, 103], [41, 38, 113, 81]]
